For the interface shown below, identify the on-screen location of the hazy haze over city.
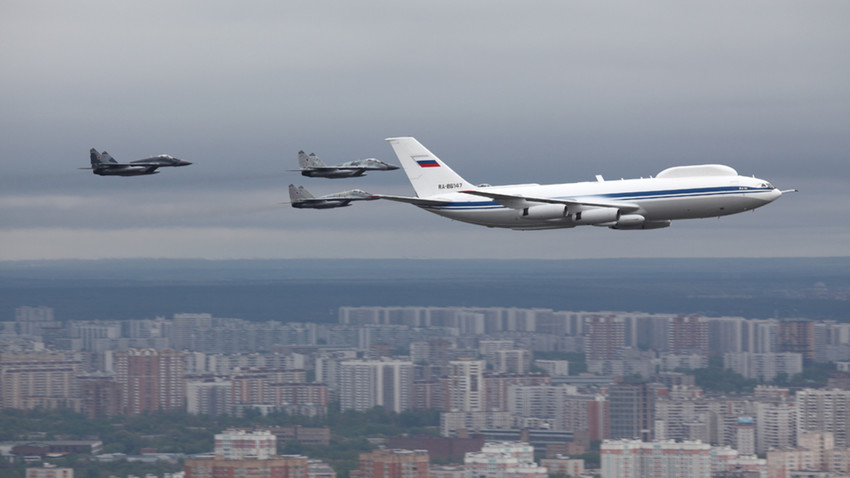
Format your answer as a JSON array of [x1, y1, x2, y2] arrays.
[[2, 1, 849, 260]]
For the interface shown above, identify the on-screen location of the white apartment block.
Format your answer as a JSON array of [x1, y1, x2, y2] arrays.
[[756, 401, 797, 453], [601, 439, 712, 478], [654, 397, 712, 442], [532, 360, 568, 377], [447, 359, 486, 412], [186, 379, 231, 416], [440, 411, 513, 437], [479, 340, 514, 363], [339, 359, 413, 413], [495, 349, 531, 374], [796, 388, 850, 447], [723, 352, 803, 381], [214, 429, 276, 460], [464, 442, 546, 478], [660, 353, 708, 371]]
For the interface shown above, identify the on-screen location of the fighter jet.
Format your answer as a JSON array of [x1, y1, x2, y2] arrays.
[[293, 150, 399, 178], [84, 148, 192, 176], [288, 184, 377, 209]]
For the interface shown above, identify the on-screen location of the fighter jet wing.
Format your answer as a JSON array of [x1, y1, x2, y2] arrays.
[[459, 190, 640, 212], [370, 194, 453, 206], [322, 189, 377, 200]]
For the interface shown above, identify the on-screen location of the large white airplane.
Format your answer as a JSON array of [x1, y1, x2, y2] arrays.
[[374, 137, 793, 230]]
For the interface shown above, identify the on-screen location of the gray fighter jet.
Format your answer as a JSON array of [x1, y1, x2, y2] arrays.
[[84, 148, 192, 176], [293, 150, 399, 178], [288, 184, 377, 209]]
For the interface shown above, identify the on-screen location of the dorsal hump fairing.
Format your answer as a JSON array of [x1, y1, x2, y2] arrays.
[[385, 137, 475, 198], [656, 164, 738, 179]]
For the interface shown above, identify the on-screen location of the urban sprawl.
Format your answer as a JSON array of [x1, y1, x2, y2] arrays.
[[5, 305, 850, 478]]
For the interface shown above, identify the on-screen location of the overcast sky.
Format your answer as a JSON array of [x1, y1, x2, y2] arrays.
[[1, 1, 848, 260]]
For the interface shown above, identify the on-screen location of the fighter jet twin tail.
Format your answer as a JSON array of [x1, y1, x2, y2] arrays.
[[287, 150, 399, 209]]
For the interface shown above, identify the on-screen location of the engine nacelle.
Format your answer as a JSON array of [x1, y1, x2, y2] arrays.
[[573, 207, 619, 225], [521, 204, 568, 220]]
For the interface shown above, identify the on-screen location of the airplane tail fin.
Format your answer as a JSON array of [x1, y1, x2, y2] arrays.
[[297, 185, 315, 199], [101, 151, 118, 163], [385, 137, 474, 198], [90, 148, 103, 167], [289, 184, 316, 203], [298, 151, 326, 168]]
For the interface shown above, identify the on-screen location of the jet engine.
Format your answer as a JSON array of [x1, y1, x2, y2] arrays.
[[572, 207, 620, 225], [610, 214, 646, 227], [521, 204, 568, 220]]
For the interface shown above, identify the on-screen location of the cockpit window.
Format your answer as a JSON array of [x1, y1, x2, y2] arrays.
[[760, 182, 774, 189]]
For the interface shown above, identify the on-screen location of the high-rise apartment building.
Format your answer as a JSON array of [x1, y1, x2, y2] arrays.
[[339, 359, 413, 413], [114, 348, 185, 415], [608, 382, 657, 441], [585, 315, 625, 361], [494, 350, 531, 374], [779, 320, 816, 361], [667, 315, 709, 356], [15, 306, 55, 337], [446, 359, 485, 412], [78, 374, 121, 419], [186, 378, 231, 416], [756, 400, 797, 453], [723, 352, 803, 381], [796, 388, 850, 447], [483, 373, 550, 412], [0, 352, 82, 410]]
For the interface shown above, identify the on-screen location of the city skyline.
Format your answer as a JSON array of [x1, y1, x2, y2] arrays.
[[8, 303, 850, 477]]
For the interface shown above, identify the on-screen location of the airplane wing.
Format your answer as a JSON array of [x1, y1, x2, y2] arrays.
[[322, 190, 376, 200], [370, 194, 453, 206], [459, 190, 640, 212]]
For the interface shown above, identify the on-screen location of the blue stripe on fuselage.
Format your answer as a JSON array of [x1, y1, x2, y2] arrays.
[[422, 186, 769, 211]]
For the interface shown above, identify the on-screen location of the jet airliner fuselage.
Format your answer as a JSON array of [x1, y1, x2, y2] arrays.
[[376, 137, 790, 230]]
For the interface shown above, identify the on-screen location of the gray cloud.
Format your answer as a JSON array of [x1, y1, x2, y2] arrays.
[[1, 1, 848, 260]]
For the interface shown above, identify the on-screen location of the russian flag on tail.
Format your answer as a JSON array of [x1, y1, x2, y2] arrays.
[[417, 160, 440, 168]]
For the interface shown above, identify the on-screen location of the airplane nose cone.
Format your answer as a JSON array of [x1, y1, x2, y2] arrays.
[[767, 188, 782, 202]]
